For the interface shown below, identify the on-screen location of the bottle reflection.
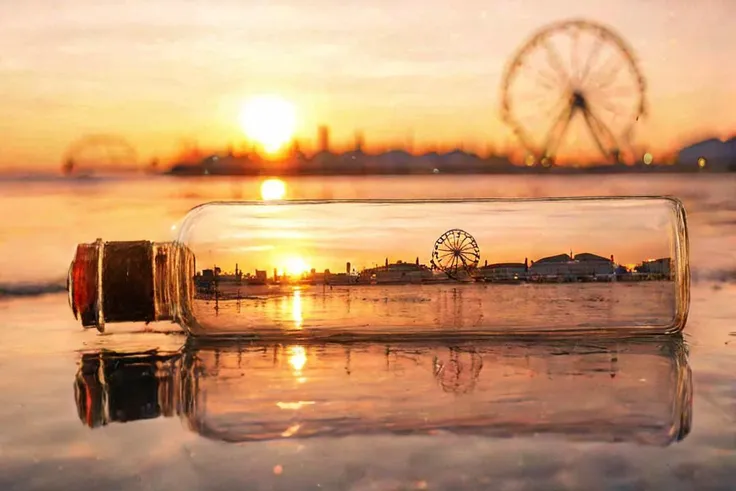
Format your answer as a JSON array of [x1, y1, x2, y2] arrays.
[[74, 337, 692, 446], [74, 350, 180, 428]]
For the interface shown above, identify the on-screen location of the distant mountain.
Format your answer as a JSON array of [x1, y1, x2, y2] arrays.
[[677, 137, 736, 170]]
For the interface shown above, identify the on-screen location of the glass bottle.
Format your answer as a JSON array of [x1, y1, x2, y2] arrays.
[[74, 337, 692, 445], [67, 197, 689, 338]]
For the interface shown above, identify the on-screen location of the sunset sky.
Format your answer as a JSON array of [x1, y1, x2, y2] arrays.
[[181, 199, 677, 274], [1, 0, 735, 170]]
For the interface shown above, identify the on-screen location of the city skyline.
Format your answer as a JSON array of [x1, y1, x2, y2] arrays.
[[196, 251, 671, 279], [192, 246, 672, 280], [2, 1, 735, 170]]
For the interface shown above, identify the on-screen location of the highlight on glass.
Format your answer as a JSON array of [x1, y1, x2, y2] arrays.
[[67, 196, 689, 338]]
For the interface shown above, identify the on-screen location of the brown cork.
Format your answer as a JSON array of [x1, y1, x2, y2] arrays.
[[68, 240, 159, 332]]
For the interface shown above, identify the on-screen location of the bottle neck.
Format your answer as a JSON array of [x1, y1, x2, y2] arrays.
[[68, 240, 194, 332]]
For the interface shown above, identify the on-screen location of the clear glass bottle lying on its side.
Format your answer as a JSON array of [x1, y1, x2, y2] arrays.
[[67, 197, 690, 339]]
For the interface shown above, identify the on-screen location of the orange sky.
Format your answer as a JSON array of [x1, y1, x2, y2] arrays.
[[1, 0, 735, 170]]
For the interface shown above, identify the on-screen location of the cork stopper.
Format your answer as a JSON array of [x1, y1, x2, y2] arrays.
[[68, 239, 169, 332]]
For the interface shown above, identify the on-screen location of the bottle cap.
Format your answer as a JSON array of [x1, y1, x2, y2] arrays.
[[68, 240, 164, 332]]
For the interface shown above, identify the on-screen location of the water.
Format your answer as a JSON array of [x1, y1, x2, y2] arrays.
[[192, 282, 678, 337], [0, 174, 734, 490]]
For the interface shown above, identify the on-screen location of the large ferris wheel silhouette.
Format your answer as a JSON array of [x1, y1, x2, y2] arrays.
[[500, 19, 647, 165]]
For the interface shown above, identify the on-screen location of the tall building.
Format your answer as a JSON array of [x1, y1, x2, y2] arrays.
[[354, 131, 364, 153], [318, 125, 330, 153]]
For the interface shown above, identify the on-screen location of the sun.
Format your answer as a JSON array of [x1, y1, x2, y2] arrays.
[[239, 95, 296, 154], [282, 256, 311, 277]]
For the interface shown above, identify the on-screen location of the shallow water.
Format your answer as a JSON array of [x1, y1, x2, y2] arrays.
[[192, 282, 678, 337], [0, 174, 734, 490]]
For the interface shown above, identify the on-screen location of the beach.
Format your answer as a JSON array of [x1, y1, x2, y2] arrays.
[[0, 173, 734, 490]]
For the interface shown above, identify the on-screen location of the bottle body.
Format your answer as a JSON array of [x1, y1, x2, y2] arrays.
[[69, 197, 689, 337]]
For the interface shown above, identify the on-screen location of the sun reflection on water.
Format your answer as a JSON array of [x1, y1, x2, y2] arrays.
[[260, 178, 286, 200], [292, 289, 303, 329], [288, 346, 308, 384]]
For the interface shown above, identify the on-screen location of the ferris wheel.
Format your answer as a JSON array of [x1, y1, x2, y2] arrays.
[[62, 134, 139, 175], [431, 229, 480, 280], [433, 349, 484, 394], [500, 19, 646, 165]]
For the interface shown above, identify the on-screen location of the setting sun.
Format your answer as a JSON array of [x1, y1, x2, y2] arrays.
[[239, 95, 296, 154], [282, 256, 311, 277]]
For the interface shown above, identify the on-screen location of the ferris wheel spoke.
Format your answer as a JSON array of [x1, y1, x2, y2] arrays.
[[587, 96, 634, 124], [541, 104, 573, 158], [461, 253, 477, 266], [597, 85, 638, 97], [594, 97, 627, 118], [449, 233, 460, 250], [445, 233, 456, 249], [438, 252, 455, 263], [584, 92, 632, 113], [588, 57, 623, 92], [441, 254, 458, 266], [463, 253, 479, 266], [513, 89, 559, 108], [460, 247, 477, 259], [542, 40, 572, 88], [578, 36, 604, 85], [589, 110, 619, 148], [437, 250, 452, 260], [543, 93, 570, 118], [594, 72, 623, 93], [547, 116, 573, 159], [570, 28, 581, 83], [514, 92, 569, 135], [586, 90, 627, 113], [583, 109, 618, 160], [514, 106, 560, 129], [526, 67, 562, 92], [582, 110, 610, 159], [454, 233, 466, 249], [440, 236, 452, 251], [520, 57, 564, 91]]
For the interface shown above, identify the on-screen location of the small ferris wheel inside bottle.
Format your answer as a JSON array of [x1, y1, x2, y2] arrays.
[[68, 196, 689, 338]]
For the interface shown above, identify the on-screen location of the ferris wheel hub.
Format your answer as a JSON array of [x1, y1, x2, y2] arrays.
[[571, 90, 588, 110]]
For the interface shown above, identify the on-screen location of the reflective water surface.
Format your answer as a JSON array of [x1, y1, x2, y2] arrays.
[[1, 174, 735, 490], [75, 338, 692, 446], [193, 282, 680, 338]]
